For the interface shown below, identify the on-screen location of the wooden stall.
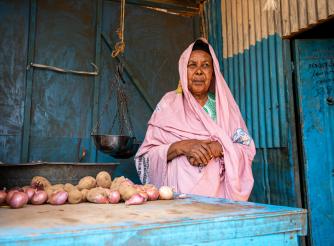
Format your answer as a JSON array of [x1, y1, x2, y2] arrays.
[[0, 195, 307, 245]]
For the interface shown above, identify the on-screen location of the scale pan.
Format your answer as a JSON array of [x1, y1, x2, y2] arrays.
[[92, 134, 140, 159]]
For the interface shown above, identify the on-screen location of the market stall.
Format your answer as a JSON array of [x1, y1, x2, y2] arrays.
[[0, 195, 306, 245]]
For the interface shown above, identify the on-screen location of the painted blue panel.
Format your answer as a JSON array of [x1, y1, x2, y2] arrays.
[[244, 50, 253, 135], [0, 0, 29, 163], [29, 0, 96, 163], [262, 37, 273, 147], [0, 195, 307, 245], [206, 0, 224, 72], [294, 39, 334, 246], [221, 35, 287, 148]]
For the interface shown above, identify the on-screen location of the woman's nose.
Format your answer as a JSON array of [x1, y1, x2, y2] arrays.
[[195, 68, 203, 75]]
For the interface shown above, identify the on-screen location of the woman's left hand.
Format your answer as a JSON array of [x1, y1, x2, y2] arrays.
[[208, 141, 224, 158]]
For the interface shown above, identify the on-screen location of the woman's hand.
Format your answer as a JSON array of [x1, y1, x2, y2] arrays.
[[167, 139, 212, 165], [208, 141, 224, 158]]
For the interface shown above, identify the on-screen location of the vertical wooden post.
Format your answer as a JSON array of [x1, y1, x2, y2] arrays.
[[21, 0, 37, 163]]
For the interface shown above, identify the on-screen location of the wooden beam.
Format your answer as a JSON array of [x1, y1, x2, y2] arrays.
[[107, 0, 200, 15]]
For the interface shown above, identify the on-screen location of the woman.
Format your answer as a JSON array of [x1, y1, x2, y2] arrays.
[[135, 38, 255, 201]]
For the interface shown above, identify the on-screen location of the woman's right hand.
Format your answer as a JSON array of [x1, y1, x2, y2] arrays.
[[180, 139, 213, 166]]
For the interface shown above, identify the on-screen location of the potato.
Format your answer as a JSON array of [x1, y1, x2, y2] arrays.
[[86, 187, 108, 204], [77, 176, 96, 190], [68, 189, 82, 204], [64, 183, 75, 192], [96, 171, 112, 188], [80, 189, 89, 202], [52, 184, 64, 190], [119, 183, 138, 201], [110, 176, 126, 191]]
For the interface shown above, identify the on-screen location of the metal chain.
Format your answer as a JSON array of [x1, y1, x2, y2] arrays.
[[91, 61, 134, 137]]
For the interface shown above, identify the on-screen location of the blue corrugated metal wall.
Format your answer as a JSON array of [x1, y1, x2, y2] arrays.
[[204, 0, 299, 207]]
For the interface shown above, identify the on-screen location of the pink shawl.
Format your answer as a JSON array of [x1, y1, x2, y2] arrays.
[[135, 38, 256, 201]]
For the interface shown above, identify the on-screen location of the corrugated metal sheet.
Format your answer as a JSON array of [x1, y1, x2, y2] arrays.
[[280, 0, 334, 37], [212, 0, 334, 147], [206, 0, 287, 148]]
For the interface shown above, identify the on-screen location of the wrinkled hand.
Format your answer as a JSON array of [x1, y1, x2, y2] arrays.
[[187, 140, 223, 167], [208, 141, 224, 158], [181, 139, 212, 167]]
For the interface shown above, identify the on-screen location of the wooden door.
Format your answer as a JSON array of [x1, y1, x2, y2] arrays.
[[293, 39, 334, 245]]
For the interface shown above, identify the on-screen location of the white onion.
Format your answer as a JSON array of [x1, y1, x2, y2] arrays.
[[159, 186, 174, 200]]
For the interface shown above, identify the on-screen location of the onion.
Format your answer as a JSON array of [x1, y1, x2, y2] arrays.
[[146, 187, 159, 201], [48, 191, 68, 205], [23, 187, 36, 202], [138, 191, 148, 201], [125, 194, 145, 206], [0, 190, 7, 204], [106, 190, 121, 204], [31, 190, 48, 205], [9, 192, 28, 209], [9, 187, 23, 192], [6, 190, 19, 204], [159, 186, 174, 200]]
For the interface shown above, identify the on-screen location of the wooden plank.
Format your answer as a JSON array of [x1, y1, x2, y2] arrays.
[[21, 0, 37, 162], [221, 0, 228, 58], [281, 0, 291, 37], [306, 0, 318, 24], [317, 0, 328, 20], [108, 0, 199, 15], [289, 0, 299, 33], [298, 0, 308, 29]]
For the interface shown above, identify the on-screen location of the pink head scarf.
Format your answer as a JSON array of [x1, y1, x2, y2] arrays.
[[135, 38, 256, 201]]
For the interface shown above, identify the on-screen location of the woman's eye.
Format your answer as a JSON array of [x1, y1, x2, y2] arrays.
[[187, 63, 196, 68], [203, 63, 210, 68]]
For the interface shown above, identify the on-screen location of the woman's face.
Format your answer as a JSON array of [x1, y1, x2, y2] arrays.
[[187, 50, 213, 97]]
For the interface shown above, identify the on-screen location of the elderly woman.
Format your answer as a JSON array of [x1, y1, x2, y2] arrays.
[[135, 39, 255, 201]]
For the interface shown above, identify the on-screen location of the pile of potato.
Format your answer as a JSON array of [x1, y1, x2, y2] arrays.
[[0, 171, 174, 209]]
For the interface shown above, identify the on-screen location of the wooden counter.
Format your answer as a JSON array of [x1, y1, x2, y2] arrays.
[[0, 195, 307, 245]]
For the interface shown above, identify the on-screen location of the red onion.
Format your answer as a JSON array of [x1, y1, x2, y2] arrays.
[[9, 187, 23, 192], [48, 191, 68, 205], [138, 191, 148, 201], [159, 186, 174, 200], [31, 190, 48, 205], [23, 187, 36, 202], [9, 192, 28, 209], [0, 190, 7, 204], [6, 190, 19, 204], [107, 190, 121, 204], [125, 194, 145, 206], [146, 187, 160, 201]]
